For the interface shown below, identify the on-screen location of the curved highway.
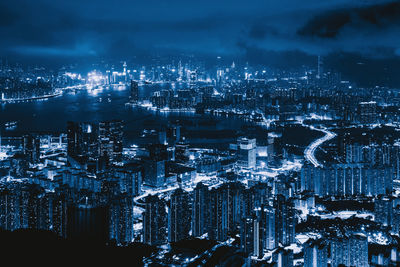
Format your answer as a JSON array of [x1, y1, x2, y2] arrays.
[[304, 126, 336, 167]]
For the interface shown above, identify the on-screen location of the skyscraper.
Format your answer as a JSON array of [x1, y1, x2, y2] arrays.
[[330, 234, 368, 267], [238, 138, 257, 169], [209, 182, 244, 241], [358, 101, 377, 124], [98, 120, 124, 162], [274, 195, 295, 246], [67, 121, 98, 161], [168, 188, 191, 243], [109, 194, 135, 245], [142, 195, 167, 246], [113, 164, 142, 197], [375, 196, 393, 227], [191, 182, 210, 237], [23, 134, 40, 164], [272, 248, 294, 267], [67, 120, 123, 169], [304, 239, 328, 267], [130, 80, 139, 103], [264, 205, 276, 250]]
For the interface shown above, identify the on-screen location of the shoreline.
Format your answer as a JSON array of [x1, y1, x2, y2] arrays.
[[0, 92, 63, 103]]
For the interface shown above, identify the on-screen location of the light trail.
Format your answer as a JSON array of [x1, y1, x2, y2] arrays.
[[304, 125, 336, 167]]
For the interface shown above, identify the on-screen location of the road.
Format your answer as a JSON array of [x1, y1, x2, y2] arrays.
[[304, 125, 336, 167]]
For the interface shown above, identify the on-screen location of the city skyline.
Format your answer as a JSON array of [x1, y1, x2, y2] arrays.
[[1, 0, 400, 266], [0, 0, 399, 87]]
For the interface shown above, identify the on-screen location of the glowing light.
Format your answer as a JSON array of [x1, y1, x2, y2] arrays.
[[87, 71, 105, 85]]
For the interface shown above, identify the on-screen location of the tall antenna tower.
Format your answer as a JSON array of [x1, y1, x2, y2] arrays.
[[317, 55, 323, 79]]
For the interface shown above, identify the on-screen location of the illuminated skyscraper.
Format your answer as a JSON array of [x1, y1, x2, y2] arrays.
[[168, 188, 191, 243], [109, 194, 135, 245], [304, 239, 328, 267], [274, 195, 295, 246], [130, 80, 139, 103], [375, 196, 393, 227], [192, 182, 210, 237], [272, 248, 293, 267], [23, 134, 40, 164], [98, 120, 123, 162], [358, 101, 377, 124], [113, 164, 142, 197], [209, 182, 244, 241], [238, 138, 257, 169], [330, 234, 368, 267], [142, 195, 167, 246]]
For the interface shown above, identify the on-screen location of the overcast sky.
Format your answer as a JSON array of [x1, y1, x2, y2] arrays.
[[1, 0, 399, 85]]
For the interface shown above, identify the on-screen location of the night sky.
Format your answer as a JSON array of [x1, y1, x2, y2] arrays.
[[1, 0, 399, 86]]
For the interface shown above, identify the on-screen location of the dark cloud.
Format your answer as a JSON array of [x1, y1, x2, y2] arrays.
[[0, 3, 19, 27], [298, 1, 400, 38], [248, 23, 280, 40], [0, 0, 399, 86]]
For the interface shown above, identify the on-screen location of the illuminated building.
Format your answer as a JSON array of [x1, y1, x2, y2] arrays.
[[330, 234, 368, 267], [304, 239, 328, 267], [98, 120, 124, 162], [168, 188, 191, 243], [191, 182, 210, 237], [375, 196, 393, 227], [274, 195, 295, 246], [272, 248, 293, 267], [23, 134, 40, 164], [237, 138, 257, 169], [358, 101, 377, 124], [209, 182, 244, 241], [130, 80, 139, 103], [109, 195, 135, 245], [113, 164, 142, 197], [142, 195, 167, 246]]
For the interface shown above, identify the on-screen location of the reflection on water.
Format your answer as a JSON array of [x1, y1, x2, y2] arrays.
[[0, 83, 248, 144]]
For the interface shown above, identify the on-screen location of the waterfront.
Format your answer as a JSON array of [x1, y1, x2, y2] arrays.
[[0, 83, 251, 146]]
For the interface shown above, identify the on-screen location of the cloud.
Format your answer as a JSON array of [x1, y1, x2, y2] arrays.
[[298, 1, 400, 38], [238, 1, 400, 59], [0, 0, 399, 83]]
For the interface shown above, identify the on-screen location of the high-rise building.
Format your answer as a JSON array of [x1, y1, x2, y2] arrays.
[[272, 248, 294, 267], [264, 205, 276, 250], [330, 234, 368, 267], [274, 195, 295, 246], [240, 210, 265, 258], [98, 120, 123, 162], [168, 188, 191, 243], [192, 183, 210, 237], [175, 140, 189, 163], [0, 183, 68, 237], [109, 194, 135, 245], [240, 216, 255, 255], [113, 164, 142, 197], [375, 196, 393, 227], [358, 101, 377, 124], [23, 134, 40, 164], [238, 138, 257, 169], [304, 239, 328, 267], [67, 120, 123, 169], [142, 195, 167, 246], [301, 163, 393, 197], [67, 121, 98, 160], [209, 182, 244, 241], [130, 80, 139, 103], [144, 160, 165, 187]]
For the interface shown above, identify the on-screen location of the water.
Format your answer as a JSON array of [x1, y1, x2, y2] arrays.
[[0, 83, 249, 146]]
